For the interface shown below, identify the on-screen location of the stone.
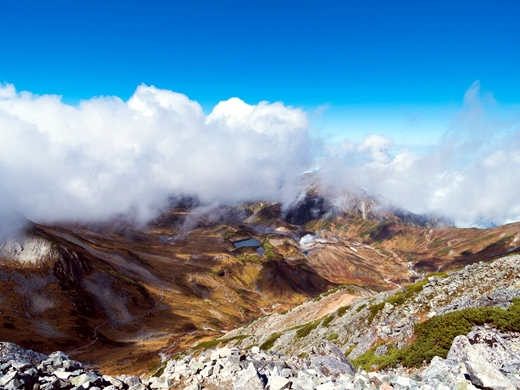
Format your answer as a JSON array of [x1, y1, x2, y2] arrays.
[[210, 350, 220, 361], [69, 373, 100, 387], [148, 376, 172, 390], [280, 368, 292, 378], [320, 340, 352, 367], [53, 371, 73, 380], [267, 375, 291, 390], [310, 356, 355, 377], [102, 375, 124, 389], [233, 362, 265, 390], [448, 327, 520, 372], [188, 360, 204, 374], [315, 382, 335, 390], [0, 371, 18, 386], [465, 361, 515, 390], [200, 365, 213, 378], [421, 356, 460, 384], [219, 347, 232, 358], [292, 377, 318, 390]]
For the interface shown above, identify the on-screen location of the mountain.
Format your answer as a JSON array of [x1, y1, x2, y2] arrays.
[[3, 253, 519, 390], [1, 186, 520, 375], [146, 253, 520, 390]]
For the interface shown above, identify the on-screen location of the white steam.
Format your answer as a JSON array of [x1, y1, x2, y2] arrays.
[[0, 81, 519, 228]]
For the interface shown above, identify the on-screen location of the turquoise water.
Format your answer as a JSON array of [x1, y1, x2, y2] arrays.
[[233, 238, 261, 248]]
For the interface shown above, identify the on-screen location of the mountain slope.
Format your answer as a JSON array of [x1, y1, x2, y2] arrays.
[[1, 191, 520, 374]]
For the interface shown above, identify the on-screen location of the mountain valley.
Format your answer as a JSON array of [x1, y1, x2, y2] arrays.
[[1, 188, 520, 377]]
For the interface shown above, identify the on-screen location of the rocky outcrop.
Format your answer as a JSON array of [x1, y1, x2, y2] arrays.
[[3, 324, 520, 389], [0, 342, 150, 390], [220, 254, 520, 361], [142, 326, 520, 389]]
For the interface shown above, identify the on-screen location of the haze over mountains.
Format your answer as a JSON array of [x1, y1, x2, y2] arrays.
[[1, 81, 520, 232]]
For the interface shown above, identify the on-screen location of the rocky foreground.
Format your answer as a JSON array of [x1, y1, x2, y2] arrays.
[[0, 343, 148, 390], [2, 326, 520, 390], [3, 254, 520, 389]]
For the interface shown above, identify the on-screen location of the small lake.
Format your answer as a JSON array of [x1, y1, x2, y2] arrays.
[[233, 238, 262, 249]]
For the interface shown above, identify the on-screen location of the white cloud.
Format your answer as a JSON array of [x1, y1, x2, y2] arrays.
[[0, 84, 312, 225], [322, 83, 520, 227], [0, 82, 519, 229]]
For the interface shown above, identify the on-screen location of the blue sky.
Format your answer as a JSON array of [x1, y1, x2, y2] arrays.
[[2, 0, 519, 144], [1, 1, 520, 226]]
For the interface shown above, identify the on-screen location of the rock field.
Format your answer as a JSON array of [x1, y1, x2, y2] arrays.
[[3, 254, 520, 389]]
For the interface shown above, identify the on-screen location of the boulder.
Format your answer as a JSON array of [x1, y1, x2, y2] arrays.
[[309, 355, 355, 377], [465, 361, 515, 390], [233, 362, 265, 390]]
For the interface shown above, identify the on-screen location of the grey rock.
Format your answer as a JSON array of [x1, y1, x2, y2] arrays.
[[188, 360, 204, 374], [69, 373, 100, 387], [320, 341, 352, 366], [233, 362, 265, 390], [421, 356, 461, 384], [315, 382, 335, 390], [291, 377, 318, 390], [465, 361, 515, 390], [280, 368, 292, 378], [310, 356, 355, 377], [102, 375, 124, 389], [448, 327, 520, 372], [200, 365, 213, 378], [128, 384, 147, 390], [0, 343, 48, 365], [0, 371, 18, 386], [53, 371, 73, 380], [267, 375, 291, 390]]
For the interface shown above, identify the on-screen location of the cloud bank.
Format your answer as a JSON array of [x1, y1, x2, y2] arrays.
[[320, 82, 520, 227], [0, 81, 519, 228], [0, 84, 313, 225]]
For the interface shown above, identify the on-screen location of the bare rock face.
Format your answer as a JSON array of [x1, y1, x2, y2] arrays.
[[233, 362, 265, 390], [319, 340, 353, 368], [0, 343, 150, 390], [0, 342, 48, 365], [465, 361, 516, 390], [447, 326, 520, 372]]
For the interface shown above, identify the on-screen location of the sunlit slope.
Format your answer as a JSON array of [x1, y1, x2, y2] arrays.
[[1, 193, 519, 375]]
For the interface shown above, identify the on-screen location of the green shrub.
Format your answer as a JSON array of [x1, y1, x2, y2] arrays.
[[322, 314, 335, 328], [193, 335, 247, 350], [426, 271, 448, 279], [351, 343, 401, 371], [352, 298, 520, 370], [344, 344, 356, 357], [367, 302, 385, 325], [403, 279, 428, 298], [337, 305, 350, 317], [326, 333, 338, 341], [296, 319, 322, 338], [356, 303, 367, 312], [260, 332, 282, 350], [322, 285, 347, 298], [151, 360, 167, 377], [386, 291, 405, 306]]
